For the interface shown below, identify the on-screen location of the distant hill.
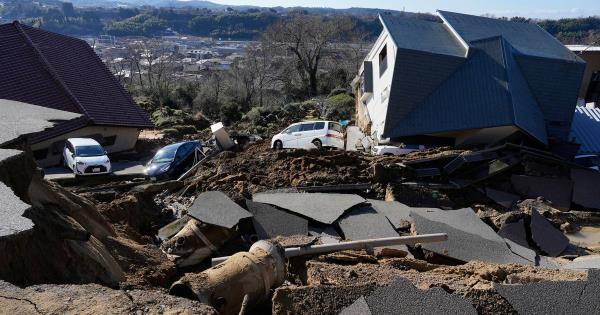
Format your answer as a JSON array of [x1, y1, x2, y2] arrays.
[[66, 0, 404, 15]]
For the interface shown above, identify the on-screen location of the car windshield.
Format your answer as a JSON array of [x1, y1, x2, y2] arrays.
[[329, 122, 342, 133], [152, 145, 179, 163], [75, 145, 105, 157]]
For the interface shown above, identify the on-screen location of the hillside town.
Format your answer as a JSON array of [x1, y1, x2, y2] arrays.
[[2, 1, 600, 315]]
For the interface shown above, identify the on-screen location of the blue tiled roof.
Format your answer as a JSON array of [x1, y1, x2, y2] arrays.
[[570, 106, 600, 154], [380, 12, 585, 144]]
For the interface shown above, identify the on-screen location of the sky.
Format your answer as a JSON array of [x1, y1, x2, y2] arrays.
[[207, 0, 600, 19]]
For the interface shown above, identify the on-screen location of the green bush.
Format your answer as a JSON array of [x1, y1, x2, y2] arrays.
[[172, 125, 197, 135], [327, 87, 348, 98], [323, 93, 355, 121], [161, 128, 180, 138]]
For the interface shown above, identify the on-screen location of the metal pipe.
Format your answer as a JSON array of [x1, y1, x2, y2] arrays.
[[211, 233, 447, 266]]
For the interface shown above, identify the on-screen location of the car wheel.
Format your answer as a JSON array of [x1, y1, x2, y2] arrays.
[[312, 139, 323, 150], [273, 140, 283, 150]]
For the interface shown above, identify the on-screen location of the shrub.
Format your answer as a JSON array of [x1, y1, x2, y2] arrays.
[[327, 87, 348, 98], [323, 93, 355, 121], [172, 125, 197, 135], [161, 128, 180, 138]]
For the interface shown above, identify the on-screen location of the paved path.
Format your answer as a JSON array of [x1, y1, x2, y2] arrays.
[[44, 160, 146, 180]]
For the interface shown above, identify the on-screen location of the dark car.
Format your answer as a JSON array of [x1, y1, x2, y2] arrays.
[[145, 140, 202, 180]]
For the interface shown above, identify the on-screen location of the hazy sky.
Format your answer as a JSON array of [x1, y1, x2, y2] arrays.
[[207, 0, 600, 19]]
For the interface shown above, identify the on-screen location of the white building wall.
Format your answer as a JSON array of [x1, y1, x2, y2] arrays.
[[361, 29, 397, 142]]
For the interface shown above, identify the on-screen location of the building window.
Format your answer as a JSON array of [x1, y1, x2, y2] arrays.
[[103, 135, 117, 146], [33, 148, 48, 160], [379, 44, 388, 76]]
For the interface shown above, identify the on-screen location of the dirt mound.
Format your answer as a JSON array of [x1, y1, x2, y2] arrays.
[[273, 254, 587, 315], [0, 280, 217, 315], [181, 142, 375, 202]]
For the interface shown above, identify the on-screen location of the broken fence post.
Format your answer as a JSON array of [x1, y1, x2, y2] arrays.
[[211, 233, 448, 266]]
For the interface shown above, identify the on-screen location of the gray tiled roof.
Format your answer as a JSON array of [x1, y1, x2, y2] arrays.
[[380, 12, 585, 144], [438, 11, 582, 62], [380, 15, 466, 57]]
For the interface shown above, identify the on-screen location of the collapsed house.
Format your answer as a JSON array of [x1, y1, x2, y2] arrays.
[[0, 22, 154, 167], [353, 11, 586, 148]]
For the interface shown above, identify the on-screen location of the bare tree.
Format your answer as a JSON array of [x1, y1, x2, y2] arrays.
[[262, 14, 353, 97]]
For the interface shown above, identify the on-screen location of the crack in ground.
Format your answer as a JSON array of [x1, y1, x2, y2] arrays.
[[0, 295, 44, 314]]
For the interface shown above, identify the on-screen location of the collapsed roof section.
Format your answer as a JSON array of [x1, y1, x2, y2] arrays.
[[379, 11, 586, 145]]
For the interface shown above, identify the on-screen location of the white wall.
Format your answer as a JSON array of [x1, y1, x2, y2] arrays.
[[361, 29, 397, 142], [30, 126, 141, 167]]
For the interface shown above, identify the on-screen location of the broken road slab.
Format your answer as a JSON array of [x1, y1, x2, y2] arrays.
[[411, 208, 532, 265], [340, 296, 372, 315], [361, 278, 477, 315], [530, 208, 569, 257], [511, 175, 573, 210], [498, 219, 529, 248], [252, 192, 366, 224], [494, 270, 600, 314], [368, 199, 413, 230], [246, 200, 308, 239], [337, 206, 398, 240], [570, 168, 600, 209], [187, 191, 252, 229], [562, 255, 600, 270]]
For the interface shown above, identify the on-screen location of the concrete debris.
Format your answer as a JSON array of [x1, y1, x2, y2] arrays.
[[570, 168, 600, 209], [158, 215, 192, 241], [494, 270, 600, 314], [171, 241, 285, 315], [530, 208, 570, 257], [562, 255, 600, 270], [498, 219, 529, 248], [187, 191, 252, 229], [337, 206, 399, 240], [252, 192, 366, 224], [511, 175, 573, 211], [246, 200, 308, 239], [161, 218, 232, 267], [368, 199, 413, 230], [411, 208, 532, 265], [358, 278, 477, 315]]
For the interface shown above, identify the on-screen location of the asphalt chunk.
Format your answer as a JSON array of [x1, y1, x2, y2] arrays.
[[411, 208, 531, 265], [364, 278, 477, 315], [187, 191, 252, 229], [530, 208, 569, 257], [246, 200, 308, 238], [252, 192, 366, 224], [367, 199, 414, 230], [337, 206, 398, 240]]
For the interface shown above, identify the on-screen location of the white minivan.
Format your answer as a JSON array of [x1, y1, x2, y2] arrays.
[[271, 121, 345, 150], [63, 138, 111, 175]]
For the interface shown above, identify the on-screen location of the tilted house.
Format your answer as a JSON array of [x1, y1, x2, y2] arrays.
[[0, 22, 154, 167], [354, 11, 586, 147]]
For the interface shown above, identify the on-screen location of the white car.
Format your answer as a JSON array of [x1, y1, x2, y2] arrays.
[[371, 144, 426, 156], [62, 138, 111, 176], [271, 121, 344, 150]]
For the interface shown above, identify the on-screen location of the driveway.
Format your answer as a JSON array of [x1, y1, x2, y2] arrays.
[[44, 160, 146, 180]]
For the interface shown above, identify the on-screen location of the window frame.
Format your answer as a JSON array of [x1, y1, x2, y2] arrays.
[[379, 44, 388, 76]]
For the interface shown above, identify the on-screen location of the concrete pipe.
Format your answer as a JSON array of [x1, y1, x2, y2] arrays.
[[170, 240, 285, 315]]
